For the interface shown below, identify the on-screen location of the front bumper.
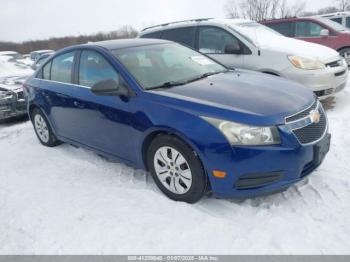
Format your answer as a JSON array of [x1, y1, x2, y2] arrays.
[[208, 133, 330, 198], [204, 100, 330, 198], [0, 95, 26, 120], [282, 64, 348, 99]]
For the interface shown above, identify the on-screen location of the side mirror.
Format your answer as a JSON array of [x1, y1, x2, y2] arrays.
[[224, 42, 241, 54], [91, 79, 128, 96], [320, 29, 329, 37]]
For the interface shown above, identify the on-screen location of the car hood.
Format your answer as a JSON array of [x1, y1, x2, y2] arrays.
[[260, 36, 340, 63], [0, 75, 27, 91], [150, 70, 315, 125]]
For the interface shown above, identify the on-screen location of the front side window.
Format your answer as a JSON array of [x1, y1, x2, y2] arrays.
[[161, 27, 196, 47], [331, 17, 342, 24], [50, 52, 75, 84], [294, 21, 326, 37], [79, 50, 119, 88], [112, 43, 226, 89], [198, 27, 241, 54]]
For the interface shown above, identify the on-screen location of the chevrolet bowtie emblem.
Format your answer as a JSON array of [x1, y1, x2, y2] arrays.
[[310, 110, 321, 124]]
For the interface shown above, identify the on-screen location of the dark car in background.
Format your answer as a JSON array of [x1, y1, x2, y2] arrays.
[[262, 17, 350, 65], [31, 52, 53, 70], [30, 50, 54, 61], [0, 76, 27, 121]]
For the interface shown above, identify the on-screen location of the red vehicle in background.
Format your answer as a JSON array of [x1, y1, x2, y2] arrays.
[[262, 17, 350, 65]]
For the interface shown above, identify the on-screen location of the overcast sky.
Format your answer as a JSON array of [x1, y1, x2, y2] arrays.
[[0, 0, 335, 42]]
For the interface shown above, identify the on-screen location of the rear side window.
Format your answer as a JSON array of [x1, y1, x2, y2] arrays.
[[42, 61, 51, 80], [294, 21, 326, 37], [50, 52, 75, 84], [161, 27, 196, 47], [78, 50, 119, 88], [141, 31, 162, 39], [266, 22, 293, 37]]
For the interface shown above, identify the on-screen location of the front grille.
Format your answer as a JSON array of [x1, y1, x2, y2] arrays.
[[290, 102, 327, 145], [326, 60, 341, 68], [286, 101, 317, 123]]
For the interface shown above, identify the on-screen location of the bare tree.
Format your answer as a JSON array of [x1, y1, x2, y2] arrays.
[[0, 26, 138, 53], [224, 0, 306, 20], [336, 0, 350, 11], [317, 6, 339, 14], [224, 0, 240, 18]]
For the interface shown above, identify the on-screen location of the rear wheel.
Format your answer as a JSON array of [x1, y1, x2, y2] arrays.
[[31, 108, 61, 147], [147, 135, 207, 203]]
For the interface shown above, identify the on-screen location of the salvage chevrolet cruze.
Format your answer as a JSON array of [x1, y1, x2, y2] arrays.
[[24, 39, 330, 203]]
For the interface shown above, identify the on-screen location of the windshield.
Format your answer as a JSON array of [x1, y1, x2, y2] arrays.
[[230, 21, 283, 46], [112, 43, 226, 90], [315, 17, 349, 32]]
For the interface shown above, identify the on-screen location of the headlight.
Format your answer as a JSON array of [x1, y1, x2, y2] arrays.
[[288, 55, 325, 70], [201, 116, 281, 146]]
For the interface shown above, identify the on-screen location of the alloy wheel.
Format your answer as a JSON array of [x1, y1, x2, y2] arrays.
[[153, 146, 192, 194]]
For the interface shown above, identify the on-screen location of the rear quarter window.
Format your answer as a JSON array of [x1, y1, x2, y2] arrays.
[[50, 52, 75, 84], [266, 22, 293, 37], [140, 31, 162, 39]]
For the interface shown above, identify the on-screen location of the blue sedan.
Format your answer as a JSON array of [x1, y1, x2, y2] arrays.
[[24, 39, 330, 203]]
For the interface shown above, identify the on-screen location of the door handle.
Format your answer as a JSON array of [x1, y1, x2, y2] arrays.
[[73, 101, 85, 109]]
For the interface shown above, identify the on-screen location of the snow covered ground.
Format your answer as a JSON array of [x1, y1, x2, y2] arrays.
[[0, 58, 350, 254]]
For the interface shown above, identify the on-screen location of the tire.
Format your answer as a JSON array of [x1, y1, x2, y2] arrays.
[[147, 134, 207, 203], [31, 108, 61, 147], [339, 48, 350, 66]]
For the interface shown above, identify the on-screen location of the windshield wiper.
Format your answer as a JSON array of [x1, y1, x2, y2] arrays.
[[183, 70, 230, 84], [147, 81, 186, 90], [147, 70, 230, 90]]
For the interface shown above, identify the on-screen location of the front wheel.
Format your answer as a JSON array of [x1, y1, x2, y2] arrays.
[[147, 135, 207, 203], [31, 108, 61, 147]]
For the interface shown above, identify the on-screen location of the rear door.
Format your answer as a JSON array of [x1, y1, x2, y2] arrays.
[[39, 51, 79, 140]]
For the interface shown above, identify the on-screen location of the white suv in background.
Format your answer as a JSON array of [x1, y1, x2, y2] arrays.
[[319, 12, 350, 28], [139, 18, 348, 99]]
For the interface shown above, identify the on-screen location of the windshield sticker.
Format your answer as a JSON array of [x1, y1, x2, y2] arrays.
[[190, 56, 214, 66]]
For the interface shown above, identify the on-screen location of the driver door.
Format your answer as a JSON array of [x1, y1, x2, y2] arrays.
[[68, 49, 134, 161]]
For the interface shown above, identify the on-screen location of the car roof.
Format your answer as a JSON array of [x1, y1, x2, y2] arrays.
[[140, 18, 254, 34], [31, 50, 54, 54], [319, 11, 350, 17], [0, 51, 19, 55], [262, 17, 324, 23], [88, 38, 172, 50]]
